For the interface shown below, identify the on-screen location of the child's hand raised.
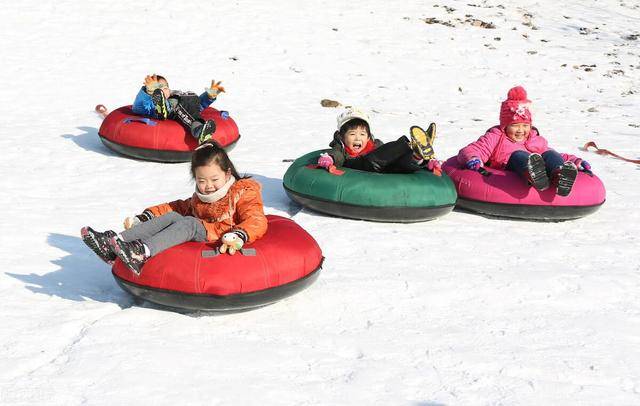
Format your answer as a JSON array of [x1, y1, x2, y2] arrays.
[[144, 75, 162, 94], [206, 79, 226, 99]]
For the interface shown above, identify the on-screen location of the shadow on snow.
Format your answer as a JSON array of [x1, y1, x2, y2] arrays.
[[61, 126, 118, 158], [6, 233, 134, 308]]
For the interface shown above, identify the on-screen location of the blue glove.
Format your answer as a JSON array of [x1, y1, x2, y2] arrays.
[[465, 157, 483, 171], [578, 160, 591, 171]]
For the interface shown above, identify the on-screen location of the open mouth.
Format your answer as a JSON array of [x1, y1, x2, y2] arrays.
[[352, 141, 363, 150]]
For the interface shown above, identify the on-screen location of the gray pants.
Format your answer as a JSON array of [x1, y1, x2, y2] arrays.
[[121, 212, 207, 256]]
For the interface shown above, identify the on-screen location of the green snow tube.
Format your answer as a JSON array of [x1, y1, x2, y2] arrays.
[[283, 150, 457, 222]]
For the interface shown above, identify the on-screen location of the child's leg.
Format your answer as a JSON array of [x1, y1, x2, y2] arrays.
[[143, 215, 207, 256], [380, 136, 422, 173], [120, 212, 207, 256], [120, 212, 184, 242], [169, 93, 216, 142], [343, 156, 375, 171], [151, 90, 169, 120], [543, 150, 577, 197], [169, 94, 202, 127], [386, 152, 423, 173], [507, 150, 550, 191], [541, 150, 565, 174], [505, 150, 531, 174], [360, 137, 415, 172]]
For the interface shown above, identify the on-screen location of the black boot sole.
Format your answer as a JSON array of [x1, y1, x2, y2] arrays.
[[109, 237, 144, 276], [409, 124, 435, 160], [527, 153, 550, 191], [197, 120, 218, 144], [81, 227, 116, 264], [556, 163, 578, 197], [151, 90, 168, 120]]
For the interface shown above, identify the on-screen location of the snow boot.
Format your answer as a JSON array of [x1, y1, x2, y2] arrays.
[[197, 119, 217, 144], [409, 123, 436, 161], [525, 153, 549, 191], [553, 161, 578, 197], [109, 237, 148, 275], [151, 89, 168, 120], [81, 227, 117, 264]]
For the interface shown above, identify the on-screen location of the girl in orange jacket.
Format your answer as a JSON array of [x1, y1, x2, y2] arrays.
[[81, 142, 268, 274]]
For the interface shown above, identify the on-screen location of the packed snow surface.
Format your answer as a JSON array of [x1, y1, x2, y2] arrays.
[[1, 1, 639, 404]]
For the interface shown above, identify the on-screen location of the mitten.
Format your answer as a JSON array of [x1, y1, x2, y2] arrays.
[[205, 79, 226, 99], [465, 157, 483, 171], [317, 153, 334, 169], [219, 230, 248, 255], [144, 75, 163, 95], [123, 210, 154, 230], [427, 159, 442, 176], [575, 159, 591, 171]]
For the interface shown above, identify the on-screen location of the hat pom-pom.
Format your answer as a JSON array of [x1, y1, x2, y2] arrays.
[[507, 86, 528, 101]]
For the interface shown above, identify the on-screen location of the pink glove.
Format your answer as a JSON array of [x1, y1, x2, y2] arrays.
[[427, 159, 442, 176], [427, 159, 441, 171], [317, 153, 334, 169]]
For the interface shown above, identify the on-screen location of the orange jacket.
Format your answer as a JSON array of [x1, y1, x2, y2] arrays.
[[145, 178, 268, 243]]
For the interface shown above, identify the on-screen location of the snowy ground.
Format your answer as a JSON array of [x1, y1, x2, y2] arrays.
[[1, 0, 639, 404]]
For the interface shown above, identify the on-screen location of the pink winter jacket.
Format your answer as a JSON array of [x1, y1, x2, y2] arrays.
[[457, 126, 578, 169]]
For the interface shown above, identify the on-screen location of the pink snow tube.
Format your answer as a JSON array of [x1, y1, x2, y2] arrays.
[[442, 156, 606, 220]]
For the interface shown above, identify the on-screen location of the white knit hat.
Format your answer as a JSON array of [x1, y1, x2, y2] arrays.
[[336, 106, 370, 130]]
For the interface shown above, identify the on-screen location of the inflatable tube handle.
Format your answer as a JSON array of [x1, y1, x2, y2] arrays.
[[581, 168, 594, 177], [201, 247, 257, 257], [241, 248, 257, 256], [202, 250, 219, 257], [123, 117, 158, 126], [305, 164, 345, 176], [95, 104, 108, 119]]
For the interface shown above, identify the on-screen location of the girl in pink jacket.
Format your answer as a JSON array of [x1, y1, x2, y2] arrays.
[[457, 86, 592, 196]]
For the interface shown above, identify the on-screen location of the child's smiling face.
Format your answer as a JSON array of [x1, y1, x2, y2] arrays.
[[194, 162, 230, 194], [505, 123, 531, 142], [342, 125, 370, 153]]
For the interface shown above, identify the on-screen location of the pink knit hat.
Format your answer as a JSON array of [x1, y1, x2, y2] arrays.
[[500, 86, 532, 129]]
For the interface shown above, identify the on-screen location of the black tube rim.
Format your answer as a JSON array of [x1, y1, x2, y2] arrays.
[[456, 197, 605, 221], [284, 184, 454, 223], [99, 135, 240, 163], [112, 259, 323, 312]]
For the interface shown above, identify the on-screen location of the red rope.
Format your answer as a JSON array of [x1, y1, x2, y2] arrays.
[[582, 141, 640, 164], [94, 104, 108, 119]]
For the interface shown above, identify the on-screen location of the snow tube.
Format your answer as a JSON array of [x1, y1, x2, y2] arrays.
[[98, 105, 240, 163], [283, 150, 457, 222], [112, 215, 323, 311], [442, 156, 606, 220]]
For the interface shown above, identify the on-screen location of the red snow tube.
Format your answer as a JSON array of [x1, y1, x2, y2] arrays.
[[112, 215, 323, 311], [98, 105, 240, 162], [442, 156, 606, 221]]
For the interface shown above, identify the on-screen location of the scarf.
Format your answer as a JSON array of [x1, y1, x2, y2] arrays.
[[344, 139, 376, 158], [195, 175, 236, 203]]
